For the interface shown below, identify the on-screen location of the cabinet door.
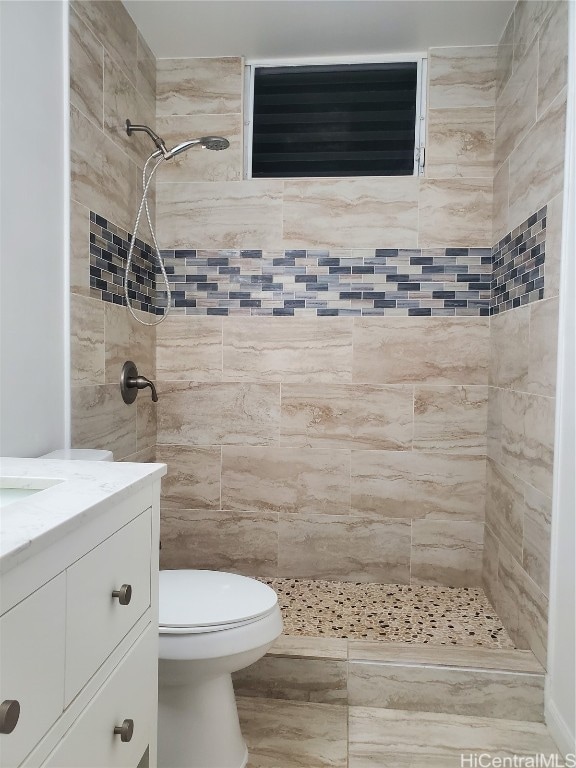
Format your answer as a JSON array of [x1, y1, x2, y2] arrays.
[[0, 574, 66, 768], [42, 627, 155, 768], [65, 510, 151, 703]]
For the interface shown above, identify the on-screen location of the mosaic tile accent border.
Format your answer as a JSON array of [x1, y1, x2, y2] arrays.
[[86, 206, 547, 318], [157, 247, 492, 317], [491, 206, 546, 315], [89, 212, 158, 314]]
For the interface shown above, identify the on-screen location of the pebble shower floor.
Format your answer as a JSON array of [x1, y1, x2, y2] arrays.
[[259, 578, 515, 648]]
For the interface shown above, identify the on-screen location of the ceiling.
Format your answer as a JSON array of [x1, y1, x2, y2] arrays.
[[124, 1, 514, 61]]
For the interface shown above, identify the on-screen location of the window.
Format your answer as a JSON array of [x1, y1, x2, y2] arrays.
[[245, 58, 426, 179]]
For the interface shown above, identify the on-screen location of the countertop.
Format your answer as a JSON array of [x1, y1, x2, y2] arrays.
[[0, 457, 166, 574]]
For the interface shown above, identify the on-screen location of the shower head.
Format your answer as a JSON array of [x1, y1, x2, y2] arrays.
[[201, 136, 230, 151], [155, 136, 231, 160], [126, 120, 230, 159]]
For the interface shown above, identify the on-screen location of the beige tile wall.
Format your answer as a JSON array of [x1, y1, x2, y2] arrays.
[[484, 0, 567, 667], [69, 0, 158, 461], [155, 48, 498, 250], [153, 45, 502, 583], [157, 316, 489, 586]]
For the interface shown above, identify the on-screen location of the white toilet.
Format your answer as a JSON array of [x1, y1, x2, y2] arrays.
[[158, 569, 283, 768]]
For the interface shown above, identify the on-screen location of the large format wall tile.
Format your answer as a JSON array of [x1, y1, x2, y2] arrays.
[[508, 88, 566, 228], [347, 661, 543, 721], [482, 523, 500, 608], [155, 114, 243, 182], [413, 386, 488, 454], [499, 390, 555, 499], [410, 520, 484, 586], [523, 394, 555, 497], [537, 1, 568, 116], [156, 444, 221, 510], [70, 294, 105, 385], [352, 318, 489, 385], [419, 179, 493, 247], [517, 565, 549, 667], [157, 57, 243, 116], [496, 10, 514, 97], [485, 460, 524, 563], [156, 316, 223, 381], [351, 451, 486, 521], [486, 387, 502, 463], [160, 508, 278, 576], [104, 302, 156, 384], [157, 180, 284, 249], [137, 32, 156, 105], [156, 382, 280, 445], [544, 193, 563, 298], [103, 52, 155, 166], [280, 384, 413, 450], [71, 105, 137, 233], [426, 107, 494, 178], [492, 160, 509, 242], [223, 317, 353, 383], [283, 178, 419, 249], [69, 7, 103, 128], [70, 200, 91, 297], [489, 306, 529, 389], [513, 0, 555, 63], [522, 484, 552, 596], [494, 45, 538, 168], [136, 397, 156, 452], [71, 384, 136, 460], [428, 46, 497, 109], [527, 298, 559, 397], [71, 0, 137, 87], [221, 446, 350, 516], [278, 514, 411, 583]]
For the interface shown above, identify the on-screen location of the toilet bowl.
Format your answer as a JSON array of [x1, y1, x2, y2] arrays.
[[158, 569, 283, 768]]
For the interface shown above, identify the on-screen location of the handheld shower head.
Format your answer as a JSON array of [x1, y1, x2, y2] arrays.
[[126, 120, 230, 160], [156, 136, 231, 159], [201, 136, 230, 151]]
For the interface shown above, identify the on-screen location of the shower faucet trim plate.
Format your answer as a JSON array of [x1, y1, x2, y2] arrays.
[[120, 361, 158, 404]]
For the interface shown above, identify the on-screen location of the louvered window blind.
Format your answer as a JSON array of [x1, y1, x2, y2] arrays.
[[251, 62, 419, 178]]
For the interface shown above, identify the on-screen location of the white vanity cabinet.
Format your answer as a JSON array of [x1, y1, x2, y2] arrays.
[[0, 460, 165, 768]]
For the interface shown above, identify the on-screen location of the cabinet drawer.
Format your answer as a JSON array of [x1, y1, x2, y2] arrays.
[[43, 627, 155, 768], [65, 510, 151, 703], [0, 574, 66, 768]]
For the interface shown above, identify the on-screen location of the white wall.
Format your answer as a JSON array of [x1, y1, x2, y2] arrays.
[[0, 0, 69, 457], [545, 0, 576, 757]]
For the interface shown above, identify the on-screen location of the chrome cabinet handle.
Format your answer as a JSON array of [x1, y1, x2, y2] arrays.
[[114, 718, 134, 743], [0, 700, 20, 734], [112, 584, 132, 605]]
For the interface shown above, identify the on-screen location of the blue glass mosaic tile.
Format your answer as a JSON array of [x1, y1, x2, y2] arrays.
[[88, 212, 157, 314], [87, 206, 547, 317]]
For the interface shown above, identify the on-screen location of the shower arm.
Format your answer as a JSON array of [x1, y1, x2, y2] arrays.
[[125, 119, 169, 158]]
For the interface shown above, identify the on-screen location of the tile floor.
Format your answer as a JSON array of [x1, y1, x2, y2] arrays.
[[239, 698, 562, 768], [261, 578, 515, 648]]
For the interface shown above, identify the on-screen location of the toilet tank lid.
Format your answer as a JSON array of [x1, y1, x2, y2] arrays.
[[159, 570, 278, 629], [39, 449, 114, 461]]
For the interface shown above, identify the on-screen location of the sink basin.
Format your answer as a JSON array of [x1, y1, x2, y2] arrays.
[[0, 478, 63, 509]]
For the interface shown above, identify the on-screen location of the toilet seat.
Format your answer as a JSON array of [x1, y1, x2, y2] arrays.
[[159, 569, 279, 634]]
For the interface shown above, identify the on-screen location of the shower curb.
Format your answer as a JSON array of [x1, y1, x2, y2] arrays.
[[233, 636, 545, 722]]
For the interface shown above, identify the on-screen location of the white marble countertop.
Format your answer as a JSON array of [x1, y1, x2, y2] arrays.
[[0, 457, 166, 574]]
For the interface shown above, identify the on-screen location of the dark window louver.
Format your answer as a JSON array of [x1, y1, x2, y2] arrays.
[[251, 62, 418, 178]]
